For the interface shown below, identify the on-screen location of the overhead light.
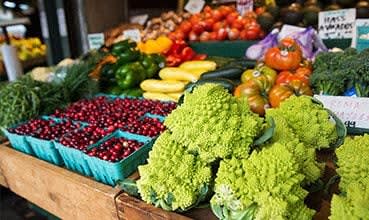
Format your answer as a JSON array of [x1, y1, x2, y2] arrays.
[[4, 1, 16, 8], [19, 4, 30, 11]]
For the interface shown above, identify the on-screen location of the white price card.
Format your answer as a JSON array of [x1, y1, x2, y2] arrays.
[[88, 33, 105, 50], [185, 0, 205, 14], [314, 95, 369, 129], [237, 0, 253, 16], [123, 29, 141, 42], [351, 19, 369, 51], [318, 8, 356, 39], [130, 14, 149, 25]]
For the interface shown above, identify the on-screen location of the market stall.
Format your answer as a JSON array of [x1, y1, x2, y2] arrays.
[[1, 1, 369, 220]]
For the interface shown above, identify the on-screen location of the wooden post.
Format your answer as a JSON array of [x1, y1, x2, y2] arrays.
[[0, 144, 121, 220]]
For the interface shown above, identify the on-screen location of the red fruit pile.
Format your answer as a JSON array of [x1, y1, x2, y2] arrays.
[[169, 5, 263, 42], [58, 125, 112, 150], [121, 117, 165, 137], [86, 137, 143, 162], [8, 119, 81, 140], [163, 40, 207, 67]]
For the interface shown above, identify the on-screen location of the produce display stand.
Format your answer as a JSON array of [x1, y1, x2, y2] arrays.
[[0, 142, 121, 220]]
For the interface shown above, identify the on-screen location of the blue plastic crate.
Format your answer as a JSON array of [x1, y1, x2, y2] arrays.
[[1, 128, 33, 155], [85, 130, 153, 186], [26, 136, 63, 165], [54, 142, 93, 176], [144, 113, 166, 122]]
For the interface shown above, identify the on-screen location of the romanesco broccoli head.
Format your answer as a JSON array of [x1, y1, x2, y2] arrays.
[[211, 143, 315, 220], [330, 178, 369, 220], [266, 95, 338, 149], [336, 134, 369, 191], [164, 83, 264, 162], [137, 131, 212, 211]]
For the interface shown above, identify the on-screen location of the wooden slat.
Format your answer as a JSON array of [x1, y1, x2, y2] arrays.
[[0, 144, 121, 220], [117, 193, 192, 220]]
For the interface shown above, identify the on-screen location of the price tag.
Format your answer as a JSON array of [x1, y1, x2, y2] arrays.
[[123, 29, 141, 42], [185, 0, 205, 14], [314, 95, 369, 129], [130, 14, 149, 25], [88, 33, 105, 50], [237, 0, 253, 16], [351, 19, 369, 51], [318, 8, 356, 39]]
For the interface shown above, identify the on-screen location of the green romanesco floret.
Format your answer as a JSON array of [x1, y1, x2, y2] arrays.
[[137, 131, 212, 211], [266, 95, 338, 149], [330, 178, 369, 220], [335, 134, 369, 191], [264, 114, 324, 184], [211, 143, 315, 220], [164, 83, 264, 162]]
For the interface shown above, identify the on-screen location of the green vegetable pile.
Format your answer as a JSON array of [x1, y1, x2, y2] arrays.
[[0, 60, 99, 135], [99, 40, 165, 97], [330, 135, 369, 220], [131, 84, 344, 217], [310, 48, 369, 97]]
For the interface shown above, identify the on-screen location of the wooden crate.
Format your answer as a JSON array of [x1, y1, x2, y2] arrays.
[[0, 143, 121, 220]]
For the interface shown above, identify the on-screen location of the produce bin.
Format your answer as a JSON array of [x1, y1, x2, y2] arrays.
[[54, 142, 93, 177], [1, 128, 34, 155], [190, 39, 352, 58], [26, 136, 63, 165], [85, 130, 153, 186]]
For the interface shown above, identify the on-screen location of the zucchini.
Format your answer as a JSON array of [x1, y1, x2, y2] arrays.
[[200, 67, 244, 80], [227, 59, 256, 69]]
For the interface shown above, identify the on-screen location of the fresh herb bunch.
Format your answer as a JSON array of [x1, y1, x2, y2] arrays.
[[310, 48, 369, 97], [0, 57, 100, 135]]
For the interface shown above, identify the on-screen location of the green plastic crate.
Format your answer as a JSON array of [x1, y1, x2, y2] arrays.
[[85, 130, 153, 186], [190, 39, 353, 58]]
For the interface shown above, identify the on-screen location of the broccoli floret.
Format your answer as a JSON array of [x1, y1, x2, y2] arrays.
[[137, 131, 213, 211], [211, 143, 315, 220], [330, 178, 369, 220], [335, 135, 369, 191], [266, 95, 338, 149], [164, 84, 265, 162]]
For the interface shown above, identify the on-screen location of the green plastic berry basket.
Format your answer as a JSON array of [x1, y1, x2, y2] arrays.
[[1, 127, 34, 155], [85, 130, 153, 186]]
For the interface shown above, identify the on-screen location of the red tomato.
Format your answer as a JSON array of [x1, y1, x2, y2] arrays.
[[199, 31, 210, 42], [212, 9, 223, 22], [204, 18, 215, 31], [189, 15, 201, 26], [232, 17, 244, 30], [239, 29, 248, 40], [228, 28, 240, 40], [219, 5, 234, 17], [213, 21, 225, 32], [216, 28, 228, 41], [245, 26, 261, 40], [203, 5, 212, 13], [209, 32, 217, 41], [226, 12, 239, 25], [192, 23, 205, 35], [178, 21, 192, 34], [188, 31, 198, 41]]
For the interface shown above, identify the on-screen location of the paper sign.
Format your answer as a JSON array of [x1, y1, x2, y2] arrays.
[[88, 33, 105, 50], [185, 0, 205, 14], [314, 95, 369, 129], [351, 19, 369, 51], [123, 29, 141, 42], [279, 25, 306, 39], [130, 14, 149, 25], [318, 9, 356, 39], [237, 0, 253, 16]]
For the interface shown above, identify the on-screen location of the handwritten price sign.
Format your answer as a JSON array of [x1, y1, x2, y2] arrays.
[[318, 9, 356, 39], [314, 95, 369, 129]]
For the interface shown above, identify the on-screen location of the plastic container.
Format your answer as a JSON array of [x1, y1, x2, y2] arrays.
[[144, 113, 165, 122], [54, 142, 93, 176], [1, 128, 33, 155], [85, 130, 153, 186]]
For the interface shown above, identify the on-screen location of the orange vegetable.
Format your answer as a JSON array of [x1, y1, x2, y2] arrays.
[[264, 38, 302, 71]]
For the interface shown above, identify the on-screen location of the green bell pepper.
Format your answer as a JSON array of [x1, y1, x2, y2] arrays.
[[111, 40, 137, 56], [116, 48, 141, 66], [99, 63, 118, 90], [121, 87, 144, 97], [115, 62, 146, 89], [141, 54, 159, 78], [109, 85, 123, 95]]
